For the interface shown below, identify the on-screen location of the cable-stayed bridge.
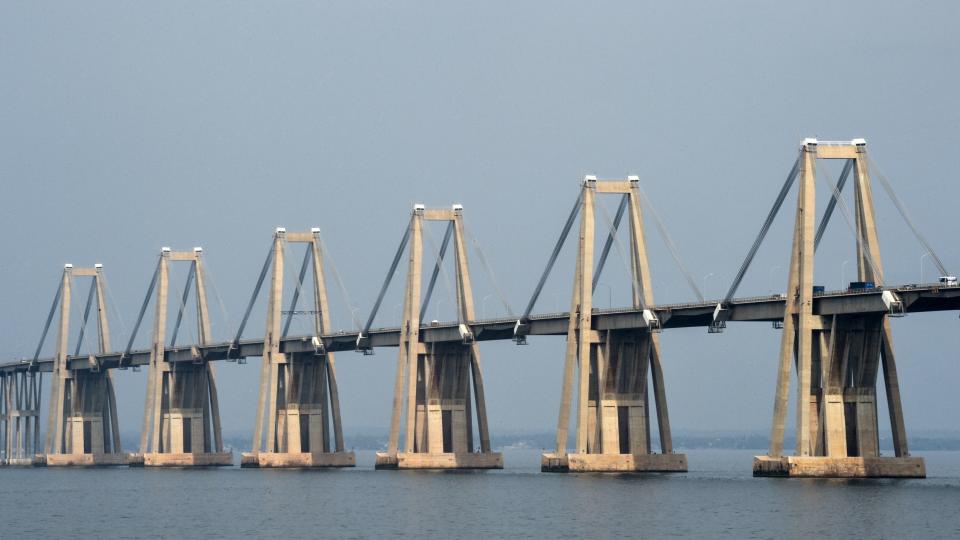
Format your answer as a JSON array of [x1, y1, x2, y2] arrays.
[[1, 138, 955, 478]]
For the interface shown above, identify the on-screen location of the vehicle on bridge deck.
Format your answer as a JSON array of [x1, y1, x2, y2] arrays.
[[940, 275, 958, 286], [848, 281, 876, 291]]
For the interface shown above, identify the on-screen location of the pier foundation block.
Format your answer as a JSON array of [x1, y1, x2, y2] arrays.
[[753, 455, 925, 478], [45, 453, 129, 467], [375, 451, 503, 470], [541, 452, 687, 473], [240, 451, 355, 468]]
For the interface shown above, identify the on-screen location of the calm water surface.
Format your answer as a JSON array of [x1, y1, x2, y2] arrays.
[[1, 449, 958, 539]]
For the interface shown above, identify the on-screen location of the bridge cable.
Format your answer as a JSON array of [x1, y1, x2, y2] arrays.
[[316, 233, 363, 332], [868, 156, 949, 277], [74, 280, 97, 356], [362, 217, 413, 337], [282, 245, 312, 338], [33, 276, 64, 363], [124, 257, 161, 359], [521, 190, 583, 321], [99, 271, 127, 344], [464, 223, 516, 319], [813, 159, 854, 252], [419, 221, 454, 325], [232, 243, 275, 348], [723, 157, 800, 304], [817, 163, 884, 284], [169, 263, 196, 347], [592, 194, 629, 292], [636, 181, 706, 303], [422, 221, 458, 323], [595, 195, 644, 309], [199, 256, 233, 343]]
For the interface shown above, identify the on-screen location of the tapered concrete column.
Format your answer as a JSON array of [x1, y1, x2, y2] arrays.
[[543, 176, 686, 473], [133, 248, 231, 467], [31, 264, 127, 467], [755, 139, 923, 478], [376, 204, 502, 470], [242, 228, 354, 468]]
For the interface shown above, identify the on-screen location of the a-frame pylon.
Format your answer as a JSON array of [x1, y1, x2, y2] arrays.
[[44, 264, 126, 466], [241, 227, 354, 468], [374, 204, 502, 469], [541, 176, 687, 473], [753, 139, 925, 478], [131, 247, 231, 467]]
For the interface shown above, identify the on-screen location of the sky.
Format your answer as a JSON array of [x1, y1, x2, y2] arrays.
[[1, 1, 958, 442]]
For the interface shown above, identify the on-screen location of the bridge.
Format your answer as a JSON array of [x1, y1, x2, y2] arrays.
[[0, 138, 954, 477]]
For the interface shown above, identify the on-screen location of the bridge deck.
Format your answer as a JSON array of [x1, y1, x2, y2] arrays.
[[2, 283, 957, 374]]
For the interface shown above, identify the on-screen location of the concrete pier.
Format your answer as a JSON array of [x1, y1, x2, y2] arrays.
[[756, 139, 923, 478], [540, 177, 686, 473], [245, 229, 354, 468], [138, 248, 231, 467], [20, 265, 129, 466], [377, 205, 502, 470]]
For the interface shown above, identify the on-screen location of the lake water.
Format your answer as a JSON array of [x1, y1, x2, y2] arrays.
[[1, 449, 958, 539]]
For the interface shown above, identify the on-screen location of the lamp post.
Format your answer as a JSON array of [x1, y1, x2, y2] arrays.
[[840, 260, 849, 289]]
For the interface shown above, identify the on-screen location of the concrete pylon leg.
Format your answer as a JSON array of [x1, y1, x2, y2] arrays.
[[542, 176, 686, 473], [754, 139, 924, 478]]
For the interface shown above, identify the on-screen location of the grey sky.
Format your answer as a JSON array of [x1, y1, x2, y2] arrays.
[[1, 1, 958, 439]]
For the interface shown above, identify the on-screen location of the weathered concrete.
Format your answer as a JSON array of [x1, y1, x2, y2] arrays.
[[130, 452, 233, 467], [375, 451, 503, 470], [240, 451, 355, 468], [753, 455, 925, 478], [46, 452, 129, 467], [541, 452, 687, 473]]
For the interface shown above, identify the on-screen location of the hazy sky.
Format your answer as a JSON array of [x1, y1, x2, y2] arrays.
[[1, 1, 958, 441]]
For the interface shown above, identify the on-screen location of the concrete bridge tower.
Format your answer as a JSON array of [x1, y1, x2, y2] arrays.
[[43, 264, 126, 466], [541, 176, 687, 472], [375, 204, 502, 469], [753, 139, 925, 478], [242, 228, 354, 468], [132, 247, 231, 466]]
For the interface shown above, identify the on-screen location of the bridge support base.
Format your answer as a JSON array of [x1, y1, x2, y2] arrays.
[[540, 452, 688, 473], [45, 453, 129, 467], [240, 451, 355, 468], [753, 455, 925, 478], [374, 451, 503, 470], [128, 452, 233, 467], [1, 456, 45, 467]]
